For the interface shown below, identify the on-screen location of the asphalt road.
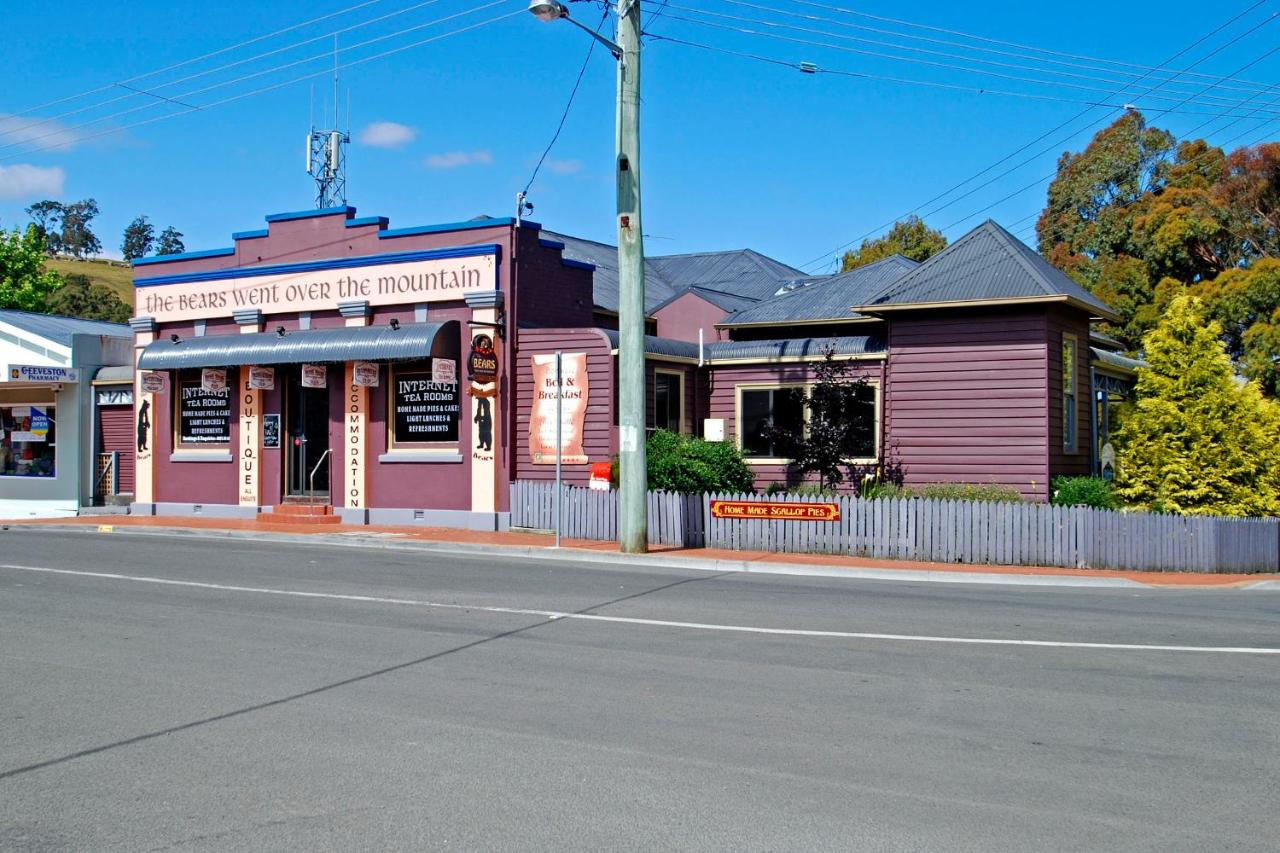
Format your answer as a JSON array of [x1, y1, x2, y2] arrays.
[[0, 529, 1277, 852]]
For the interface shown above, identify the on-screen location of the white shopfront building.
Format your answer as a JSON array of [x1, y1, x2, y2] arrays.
[[0, 311, 131, 518]]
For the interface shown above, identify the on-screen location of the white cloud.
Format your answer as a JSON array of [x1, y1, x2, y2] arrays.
[[0, 164, 65, 200], [0, 114, 79, 152], [545, 158, 583, 176], [425, 150, 493, 169], [357, 121, 417, 149]]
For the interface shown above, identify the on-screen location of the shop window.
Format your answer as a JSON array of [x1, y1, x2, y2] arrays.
[[1063, 334, 1078, 453], [654, 370, 684, 434], [739, 387, 805, 459], [389, 359, 461, 447], [0, 404, 56, 477], [175, 369, 232, 448], [738, 384, 878, 462]]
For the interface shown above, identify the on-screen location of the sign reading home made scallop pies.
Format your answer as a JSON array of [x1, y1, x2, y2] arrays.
[[393, 366, 460, 442], [710, 500, 841, 522]]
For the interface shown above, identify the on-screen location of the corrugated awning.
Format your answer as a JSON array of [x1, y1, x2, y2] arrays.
[[137, 320, 459, 369]]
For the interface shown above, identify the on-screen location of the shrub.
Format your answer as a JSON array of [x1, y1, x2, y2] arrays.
[[764, 482, 835, 497], [911, 482, 1024, 503], [645, 430, 754, 493], [1051, 476, 1119, 510], [861, 482, 909, 500]]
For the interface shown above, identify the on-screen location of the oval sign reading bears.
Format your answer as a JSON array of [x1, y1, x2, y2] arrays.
[[469, 334, 498, 384]]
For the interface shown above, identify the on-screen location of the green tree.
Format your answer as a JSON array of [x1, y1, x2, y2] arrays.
[[155, 226, 185, 256], [0, 226, 63, 311], [1037, 110, 1175, 277], [121, 215, 154, 260], [24, 200, 63, 255], [1194, 259, 1280, 395], [59, 198, 102, 258], [772, 348, 877, 491], [840, 216, 946, 272], [1115, 293, 1280, 516], [1215, 141, 1280, 261], [45, 273, 132, 323]]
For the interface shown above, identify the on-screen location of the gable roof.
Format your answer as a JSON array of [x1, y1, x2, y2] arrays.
[[0, 310, 131, 347], [719, 255, 918, 327], [646, 248, 805, 302], [542, 231, 803, 315], [852, 220, 1118, 320]]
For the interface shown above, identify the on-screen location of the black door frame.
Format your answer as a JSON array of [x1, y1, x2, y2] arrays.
[[284, 366, 331, 498]]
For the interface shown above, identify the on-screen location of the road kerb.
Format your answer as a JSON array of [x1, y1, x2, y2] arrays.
[[5, 522, 1274, 590]]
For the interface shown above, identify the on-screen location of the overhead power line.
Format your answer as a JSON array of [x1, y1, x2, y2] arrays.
[[667, 1, 1280, 106], [656, 11, 1280, 116], [8, 0, 385, 118], [774, 0, 1279, 89], [3, 0, 452, 142], [708, 0, 1279, 96], [523, 7, 613, 194], [0, 8, 522, 165], [711, 1, 1276, 270], [0, 1, 514, 158]]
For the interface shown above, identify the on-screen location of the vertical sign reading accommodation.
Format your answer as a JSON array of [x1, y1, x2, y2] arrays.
[[344, 362, 376, 510], [529, 352, 589, 464], [239, 375, 261, 506]]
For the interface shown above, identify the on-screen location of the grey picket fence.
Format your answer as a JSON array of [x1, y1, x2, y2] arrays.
[[510, 481, 703, 548], [702, 492, 1280, 574]]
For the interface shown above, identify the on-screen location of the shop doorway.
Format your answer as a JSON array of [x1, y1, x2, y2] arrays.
[[285, 367, 331, 499]]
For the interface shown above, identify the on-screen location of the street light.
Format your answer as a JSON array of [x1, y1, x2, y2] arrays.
[[529, 0, 647, 554]]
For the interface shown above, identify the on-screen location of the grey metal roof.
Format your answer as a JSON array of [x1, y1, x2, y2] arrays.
[[601, 329, 701, 361], [544, 231, 679, 313], [855, 220, 1117, 319], [0, 310, 130, 346], [93, 364, 134, 382], [543, 231, 803, 315], [1091, 347, 1145, 373], [137, 321, 458, 369], [646, 249, 805, 302], [721, 255, 918, 326], [706, 335, 886, 362]]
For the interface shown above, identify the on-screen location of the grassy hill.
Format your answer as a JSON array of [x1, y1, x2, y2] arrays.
[[46, 257, 134, 307]]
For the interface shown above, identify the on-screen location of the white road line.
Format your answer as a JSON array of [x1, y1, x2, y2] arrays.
[[4, 563, 1278, 655]]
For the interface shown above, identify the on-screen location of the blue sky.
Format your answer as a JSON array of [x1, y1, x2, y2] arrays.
[[3, 0, 1278, 273]]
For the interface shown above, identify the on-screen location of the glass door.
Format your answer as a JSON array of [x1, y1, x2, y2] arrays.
[[285, 368, 330, 497]]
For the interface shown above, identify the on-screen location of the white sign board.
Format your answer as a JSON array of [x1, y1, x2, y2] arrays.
[[7, 364, 79, 383], [352, 361, 380, 387], [201, 368, 227, 393], [301, 364, 327, 388], [248, 366, 275, 390]]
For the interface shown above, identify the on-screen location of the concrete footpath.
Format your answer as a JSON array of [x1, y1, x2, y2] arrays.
[[5, 514, 1279, 590]]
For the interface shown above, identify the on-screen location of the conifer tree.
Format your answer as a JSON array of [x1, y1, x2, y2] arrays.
[[1115, 293, 1280, 516]]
